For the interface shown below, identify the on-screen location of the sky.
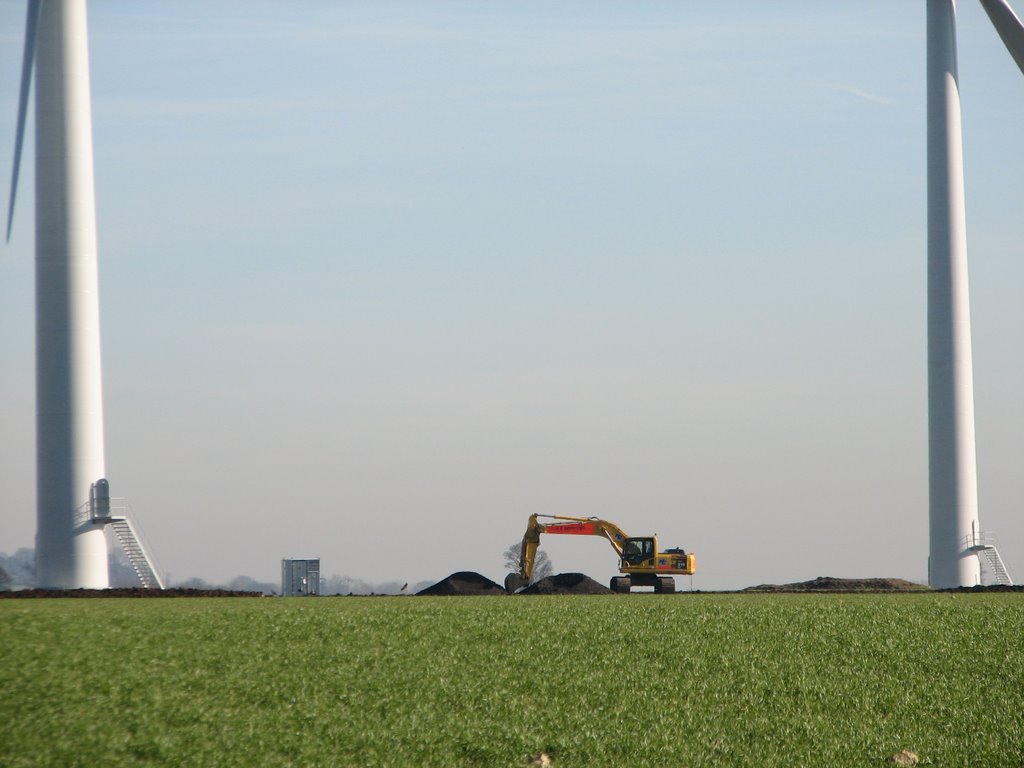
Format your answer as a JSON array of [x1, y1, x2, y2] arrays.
[[0, 1, 1021, 591]]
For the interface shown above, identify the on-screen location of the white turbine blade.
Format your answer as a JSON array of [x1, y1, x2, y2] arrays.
[[979, 0, 1024, 76], [6, 0, 40, 244]]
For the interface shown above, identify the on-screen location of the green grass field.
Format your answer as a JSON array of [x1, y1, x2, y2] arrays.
[[1, 594, 1022, 767]]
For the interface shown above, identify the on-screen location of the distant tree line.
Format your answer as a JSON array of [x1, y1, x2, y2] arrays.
[[0, 543, 546, 595], [0, 548, 432, 595]]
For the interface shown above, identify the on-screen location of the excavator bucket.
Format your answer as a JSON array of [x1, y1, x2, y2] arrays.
[[504, 573, 527, 593]]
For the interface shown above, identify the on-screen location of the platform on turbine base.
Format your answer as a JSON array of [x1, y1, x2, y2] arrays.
[[82, 485, 166, 590]]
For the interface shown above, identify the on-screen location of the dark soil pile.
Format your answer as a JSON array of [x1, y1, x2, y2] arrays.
[[743, 576, 930, 593], [519, 572, 612, 595], [416, 571, 507, 596], [939, 584, 1024, 593], [0, 588, 263, 599]]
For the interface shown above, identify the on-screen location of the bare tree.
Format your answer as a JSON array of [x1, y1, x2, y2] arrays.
[[0, 549, 36, 589], [502, 541, 554, 584]]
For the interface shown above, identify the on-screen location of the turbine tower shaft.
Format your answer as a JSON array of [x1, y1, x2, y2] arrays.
[[33, 0, 109, 588], [926, 0, 981, 589]]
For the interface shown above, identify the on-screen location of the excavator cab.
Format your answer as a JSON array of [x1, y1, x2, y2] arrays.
[[621, 537, 655, 567]]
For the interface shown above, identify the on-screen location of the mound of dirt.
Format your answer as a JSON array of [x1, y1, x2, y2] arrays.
[[519, 572, 612, 595], [0, 588, 263, 599], [743, 576, 931, 593], [416, 571, 507, 596]]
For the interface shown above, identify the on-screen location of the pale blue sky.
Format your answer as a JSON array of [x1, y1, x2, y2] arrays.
[[1, 1, 1021, 590]]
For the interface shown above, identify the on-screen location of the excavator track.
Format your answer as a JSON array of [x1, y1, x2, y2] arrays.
[[655, 576, 675, 594], [610, 576, 631, 593]]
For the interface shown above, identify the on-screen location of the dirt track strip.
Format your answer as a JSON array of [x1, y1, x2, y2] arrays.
[[4, 573, 1021, 597]]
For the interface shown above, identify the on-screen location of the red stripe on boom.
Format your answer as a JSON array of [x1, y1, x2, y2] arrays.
[[543, 523, 597, 535]]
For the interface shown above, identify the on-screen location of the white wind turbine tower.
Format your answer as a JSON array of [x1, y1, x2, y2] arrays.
[[927, 0, 1024, 588], [6, 0, 108, 588]]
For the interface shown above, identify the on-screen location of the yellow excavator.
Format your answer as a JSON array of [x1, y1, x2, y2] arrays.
[[505, 514, 696, 594]]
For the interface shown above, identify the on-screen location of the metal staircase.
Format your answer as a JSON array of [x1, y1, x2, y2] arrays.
[[976, 546, 1013, 586], [106, 516, 165, 589], [85, 479, 166, 589], [964, 531, 1014, 586]]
